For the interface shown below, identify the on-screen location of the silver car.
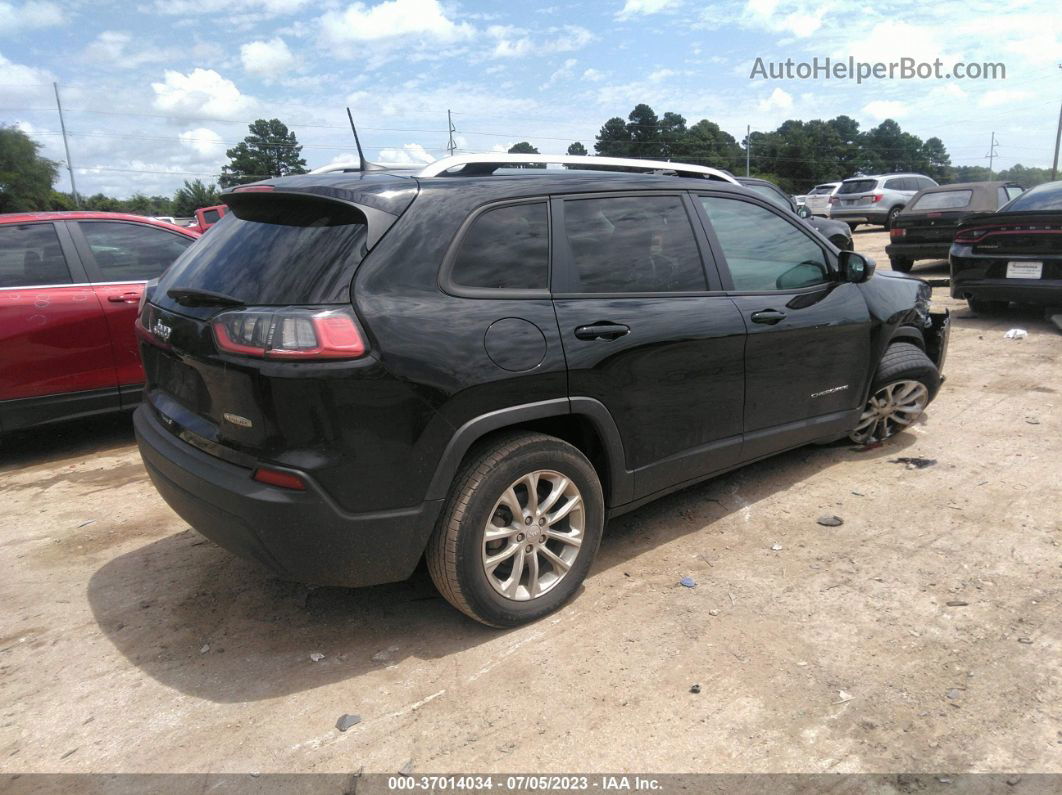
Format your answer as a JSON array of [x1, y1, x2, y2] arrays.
[[803, 182, 840, 217], [830, 173, 938, 230]]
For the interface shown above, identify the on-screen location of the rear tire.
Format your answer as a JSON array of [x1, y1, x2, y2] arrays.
[[889, 257, 914, 273], [967, 297, 1008, 314], [426, 432, 604, 627], [885, 206, 903, 230], [849, 343, 939, 445]]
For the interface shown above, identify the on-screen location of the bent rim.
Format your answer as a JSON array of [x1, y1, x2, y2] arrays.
[[849, 379, 929, 444], [481, 470, 584, 601]]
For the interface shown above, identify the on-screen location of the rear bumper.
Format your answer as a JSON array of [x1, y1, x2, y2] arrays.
[[886, 242, 950, 261], [830, 208, 889, 224], [134, 404, 443, 588], [950, 278, 1062, 305]]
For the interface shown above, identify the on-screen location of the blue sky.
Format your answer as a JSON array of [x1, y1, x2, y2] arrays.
[[1, 0, 1058, 198]]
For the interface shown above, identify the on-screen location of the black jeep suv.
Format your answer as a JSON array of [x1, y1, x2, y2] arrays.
[[134, 158, 950, 627]]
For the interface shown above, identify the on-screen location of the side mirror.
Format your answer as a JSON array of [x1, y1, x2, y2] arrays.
[[840, 250, 875, 283], [796, 205, 811, 219]]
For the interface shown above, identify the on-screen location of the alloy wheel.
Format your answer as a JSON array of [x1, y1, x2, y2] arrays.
[[849, 379, 929, 444], [481, 470, 584, 601]]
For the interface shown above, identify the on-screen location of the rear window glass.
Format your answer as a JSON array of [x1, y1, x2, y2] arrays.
[[157, 196, 367, 305], [450, 202, 549, 290], [838, 180, 877, 195], [563, 195, 706, 293], [0, 223, 70, 288], [910, 190, 973, 211], [202, 209, 221, 224], [1002, 182, 1062, 212], [810, 185, 836, 195]]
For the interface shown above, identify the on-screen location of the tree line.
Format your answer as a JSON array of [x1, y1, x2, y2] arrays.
[[2, 109, 1056, 215], [1, 119, 306, 215]]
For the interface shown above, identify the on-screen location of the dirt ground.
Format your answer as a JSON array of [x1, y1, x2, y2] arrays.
[[1, 229, 1059, 777]]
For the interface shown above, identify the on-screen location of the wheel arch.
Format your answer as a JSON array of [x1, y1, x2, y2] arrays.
[[887, 324, 926, 352], [425, 398, 633, 508]]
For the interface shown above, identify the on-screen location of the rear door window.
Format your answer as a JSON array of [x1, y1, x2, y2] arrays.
[[449, 202, 549, 291], [156, 195, 368, 306], [839, 180, 877, 195], [78, 221, 193, 282], [700, 196, 829, 292], [910, 190, 973, 211], [560, 195, 707, 293], [0, 223, 71, 288]]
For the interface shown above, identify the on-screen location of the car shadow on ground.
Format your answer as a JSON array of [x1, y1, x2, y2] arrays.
[[86, 428, 918, 704], [0, 413, 135, 473]]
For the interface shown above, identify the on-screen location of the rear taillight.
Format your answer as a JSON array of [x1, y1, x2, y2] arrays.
[[890, 228, 905, 239], [954, 227, 990, 244], [829, 196, 838, 204], [252, 467, 306, 490], [871, 192, 884, 203], [212, 307, 366, 360]]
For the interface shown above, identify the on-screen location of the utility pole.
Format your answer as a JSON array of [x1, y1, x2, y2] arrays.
[[446, 109, 457, 157], [986, 131, 998, 179], [53, 82, 79, 208], [1051, 100, 1061, 181], [745, 124, 751, 177]]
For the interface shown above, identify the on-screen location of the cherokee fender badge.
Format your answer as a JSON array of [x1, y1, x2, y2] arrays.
[[223, 413, 253, 428]]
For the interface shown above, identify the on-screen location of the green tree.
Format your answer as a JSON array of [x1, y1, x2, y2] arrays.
[[595, 116, 630, 157], [219, 118, 308, 188], [0, 126, 59, 212], [566, 141, 588, 156], [626, 103, 660, 157], [920, 137, 951, 183], [996, 163, 1052, 189], [658, 112, 688, 159], [173, 179, 221, 216], [683, 119, 742, 171], [507, 141, 539, 154]]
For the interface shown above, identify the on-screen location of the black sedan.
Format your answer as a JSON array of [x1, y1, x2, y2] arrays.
[[950, 180, 1062, 314], [736, 177, 853, 250], [886, 181, 1024, 273]]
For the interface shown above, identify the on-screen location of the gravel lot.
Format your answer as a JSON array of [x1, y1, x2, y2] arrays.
[[1, 229, 1059, 776]]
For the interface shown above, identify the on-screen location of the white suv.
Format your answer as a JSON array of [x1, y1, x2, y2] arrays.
[[830, 173, 938, 230]]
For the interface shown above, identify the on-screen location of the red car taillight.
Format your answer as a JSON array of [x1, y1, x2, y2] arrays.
[[871, 192, 884, 203], [890, 228, 905, 239], [212, 307, 367, 360], [829, 196, 838, 204]]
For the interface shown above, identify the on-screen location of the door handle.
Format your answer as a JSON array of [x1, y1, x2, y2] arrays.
[[574, 323, 630, 341], [750, 309, 786, 325], [107, 292, 141, 304]]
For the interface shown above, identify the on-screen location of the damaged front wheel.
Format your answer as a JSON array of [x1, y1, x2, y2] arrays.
[[849, 343, 940, 445]]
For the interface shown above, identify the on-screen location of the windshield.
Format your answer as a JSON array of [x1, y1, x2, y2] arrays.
[[157, 195, 368, 306], [838, 179, 878, 195], [909, 190, 973, 211], [1001, 181, 1062, 212]]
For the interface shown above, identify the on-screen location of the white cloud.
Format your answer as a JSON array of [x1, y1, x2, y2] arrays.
[[320, 0, 473, 45], [151, 68, 257, 120], [648, 68, 676, 82], [376, 143, 435, 165], [179, 128, 227, 158], [616, 0, 680, 19], [582, 67, 605, 81], [0, 1, 63, 35], [83, 31, 181, 67], [489, 25, 593, 58], [863, 100, 909, 120], [758, 86, 792, 111], [977, 89, 1032, 109], [542, 58, 578, 89], [240, 37, 296, 79], [0, 51, 55, 99], [152, 0, 308, 15]]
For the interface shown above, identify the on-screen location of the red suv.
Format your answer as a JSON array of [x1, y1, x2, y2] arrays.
[[0, 212, 199, 433]]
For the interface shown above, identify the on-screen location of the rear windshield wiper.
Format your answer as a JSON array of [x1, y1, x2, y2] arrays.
[[166, 288, 245, 308]]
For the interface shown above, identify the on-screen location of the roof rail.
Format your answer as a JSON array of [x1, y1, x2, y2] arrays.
[[309, 161, 407, 175], [416, 153, 739, 183]]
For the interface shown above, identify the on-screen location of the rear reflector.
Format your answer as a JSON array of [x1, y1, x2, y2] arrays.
[[253, 467, 306, 490], [212, 307, 367, 360], [890, 228, 905, 239]]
